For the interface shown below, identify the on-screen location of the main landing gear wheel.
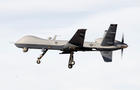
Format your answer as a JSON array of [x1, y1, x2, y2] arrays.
[[23, 47, 28, 52], [71, 61, 75, 65], [68, 61, 75, 69], [68, 64, 73, 69], [68, 52, 75, 69]]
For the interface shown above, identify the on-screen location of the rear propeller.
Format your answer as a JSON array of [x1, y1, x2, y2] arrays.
[[121, 34, 124, 59]]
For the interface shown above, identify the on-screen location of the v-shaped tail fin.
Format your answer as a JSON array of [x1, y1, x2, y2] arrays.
[[100, 51, 112, 62], [101, 24, 117, 46]]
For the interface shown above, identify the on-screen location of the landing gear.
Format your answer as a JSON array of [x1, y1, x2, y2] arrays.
[[23, 47, 28, 52], [71, 61, 75, 65], [37, 59, 41, 64], [68, 52, 75, 69], [36, 49, 48, 64], [68, 64, 73, 69]]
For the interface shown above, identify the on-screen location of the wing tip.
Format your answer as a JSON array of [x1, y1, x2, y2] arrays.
[[110, 24, 117, 26]]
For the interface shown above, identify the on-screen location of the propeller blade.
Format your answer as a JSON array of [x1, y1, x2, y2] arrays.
[[122, 34, 124, 44], [121, 48, 123, 59]]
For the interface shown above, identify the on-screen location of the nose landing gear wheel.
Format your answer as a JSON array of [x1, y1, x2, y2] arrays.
[[37, 59, 41, 64], [36, 49, 48, 64]]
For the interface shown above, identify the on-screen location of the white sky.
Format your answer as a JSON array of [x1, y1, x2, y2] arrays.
[[0, 0, 140, 90]]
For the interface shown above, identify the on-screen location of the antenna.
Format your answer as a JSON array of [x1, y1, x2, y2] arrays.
[[53, 35, 57, 40]]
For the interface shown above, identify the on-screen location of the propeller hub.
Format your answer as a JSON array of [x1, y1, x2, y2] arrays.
[[121, 44, 128, 48]]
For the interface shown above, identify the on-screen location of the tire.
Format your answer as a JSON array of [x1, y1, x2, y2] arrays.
[[37, 60, 41, 64], [71, 61, 75, 65], [68, 64, 73, 69], [23, 48, 28, 52]]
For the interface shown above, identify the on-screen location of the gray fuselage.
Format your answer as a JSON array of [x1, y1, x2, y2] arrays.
[[15, 35, 127, 52]]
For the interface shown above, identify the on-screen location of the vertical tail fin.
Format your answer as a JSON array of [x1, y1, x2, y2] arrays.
[[101, 24, 117, 46], [100, 51, 112, 62]]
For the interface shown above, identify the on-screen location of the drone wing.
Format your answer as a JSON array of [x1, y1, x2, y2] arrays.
[[100, 51, 112, 62], [69, 29, 86, 47]]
